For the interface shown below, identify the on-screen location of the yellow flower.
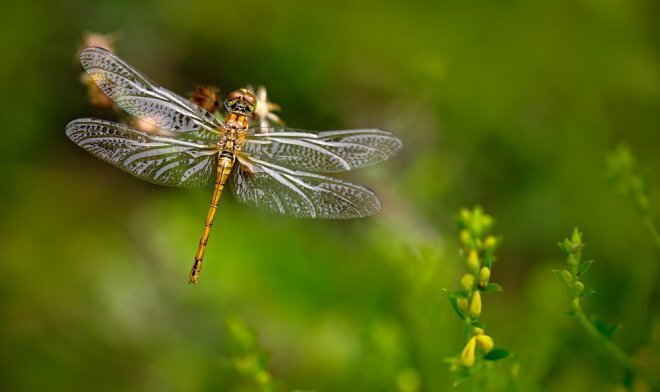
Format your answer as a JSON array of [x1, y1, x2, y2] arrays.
[[479, 267, 490, 287], [475, 334, 494, 353], [459, 208, 471, 222], [461, 274, 475, 291], [484, 235, 498, 251], [460, 337, 477, 367], [469, 291, 482, 319], [467, 250, 480, 274], [459, 230, 471, 246]]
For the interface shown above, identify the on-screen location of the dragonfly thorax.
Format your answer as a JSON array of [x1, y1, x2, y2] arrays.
[[218, 127, 247, 155]]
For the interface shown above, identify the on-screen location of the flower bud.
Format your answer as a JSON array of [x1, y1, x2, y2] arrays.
[[469, 291, 482, 319], [571, 298, 580, 312], [457, 297, 469, 314], [459, 230, 471, 246], [473, 327, 484, 335], [573, 281, 584, 296], [461, 274, 475, 291], [467, 250, 480, 274], [475, 334, 494, 353], [571, 227, 582, 247], [459, 337, 477, 367], [567, 254, 578, 267], [478, 267, 491, 287], [459, 208, 471, 223], [482, 215, 493, 231], [560, 269, 573, 285], [484, 235, 498, 251]]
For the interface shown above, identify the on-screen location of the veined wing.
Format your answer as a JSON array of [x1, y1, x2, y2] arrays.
[[241, 127, 402, 173], [66, 118, 218, 188], [231, 154, 381, 218], [80, 47, 221, 140]]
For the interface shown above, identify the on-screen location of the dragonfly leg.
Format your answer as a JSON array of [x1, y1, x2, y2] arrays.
[[189, 156, 233, 284]]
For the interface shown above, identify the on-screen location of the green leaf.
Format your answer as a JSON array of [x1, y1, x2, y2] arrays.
[[557, 241, 566, 253], [482, 283, 503, 293], [484, 348, 511, 361], [445, 290, 465, 320], [577, 259, 594, 277], [452, 372, 471, 387], [580, 288, 596, 298], [451, 364, 473, 386], [552, 269, 563, 281], [593, 318, 621, 339], [558, 239, 572, 255]]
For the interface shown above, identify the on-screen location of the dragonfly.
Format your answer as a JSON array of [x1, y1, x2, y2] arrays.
[[66, 47, 402, 284]]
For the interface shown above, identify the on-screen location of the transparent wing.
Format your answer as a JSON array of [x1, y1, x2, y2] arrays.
[[80, 47, 221, 140], [66, 118, 218, 188], [230, 155, 381, 219], [242, 127, 402, 173]]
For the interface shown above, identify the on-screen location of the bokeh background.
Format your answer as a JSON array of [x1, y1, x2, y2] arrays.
[[1, 0, 659, 391]]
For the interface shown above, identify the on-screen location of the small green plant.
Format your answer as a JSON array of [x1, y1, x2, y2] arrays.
[[554, 228, 660, 390], [224, 315, 277, 392], [554, 228, 635, 374], [606, 145, 660, 249], [445, 206, 510, 387]]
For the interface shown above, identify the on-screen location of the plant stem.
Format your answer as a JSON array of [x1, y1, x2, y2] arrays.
[[576, 307, 660, 388], [642, 216, 660, 250], [573, 307, 634, 372], [470, 364, 482, 392]]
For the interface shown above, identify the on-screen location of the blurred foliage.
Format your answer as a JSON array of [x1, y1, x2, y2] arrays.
[[1, 0, 660, 391], [607, 145, 660, 249], [223, 316, 277, 392]]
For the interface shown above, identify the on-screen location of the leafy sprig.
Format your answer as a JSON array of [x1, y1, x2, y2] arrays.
[[554, 229, 639, 378]]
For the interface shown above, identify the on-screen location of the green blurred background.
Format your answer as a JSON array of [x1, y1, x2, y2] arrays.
[[1, 0, 659, 390]]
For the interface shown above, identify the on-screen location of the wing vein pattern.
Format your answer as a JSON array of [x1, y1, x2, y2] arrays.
[[80, 47, 221, 140], [231, 156, 381, 218], [242, 127, 402, 173], [66, 118, 218, 187]]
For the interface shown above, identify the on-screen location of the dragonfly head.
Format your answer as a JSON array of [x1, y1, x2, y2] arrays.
[[225, 88, 257, 117]]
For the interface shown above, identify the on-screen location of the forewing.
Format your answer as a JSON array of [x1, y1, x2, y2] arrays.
[[242, 127, 402, 173], [66, 118, 218, 188], [230, 156, 381, 218], [80, 47, 221, 140]]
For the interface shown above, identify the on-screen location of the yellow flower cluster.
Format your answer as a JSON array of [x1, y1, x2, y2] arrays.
[[459, 328, 495, 367], [452, 207, 503, 368]]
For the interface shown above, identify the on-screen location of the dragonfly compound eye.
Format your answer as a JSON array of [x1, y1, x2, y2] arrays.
[[225, 89, 257, 116]]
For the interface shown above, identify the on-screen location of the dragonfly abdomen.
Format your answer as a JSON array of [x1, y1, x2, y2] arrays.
[[189, 155, 234, 284]]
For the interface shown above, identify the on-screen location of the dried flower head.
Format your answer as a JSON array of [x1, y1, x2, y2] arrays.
[[77, 32, 121, 110], [190, 85, 221, 114], [253, 85, 283, 128]]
